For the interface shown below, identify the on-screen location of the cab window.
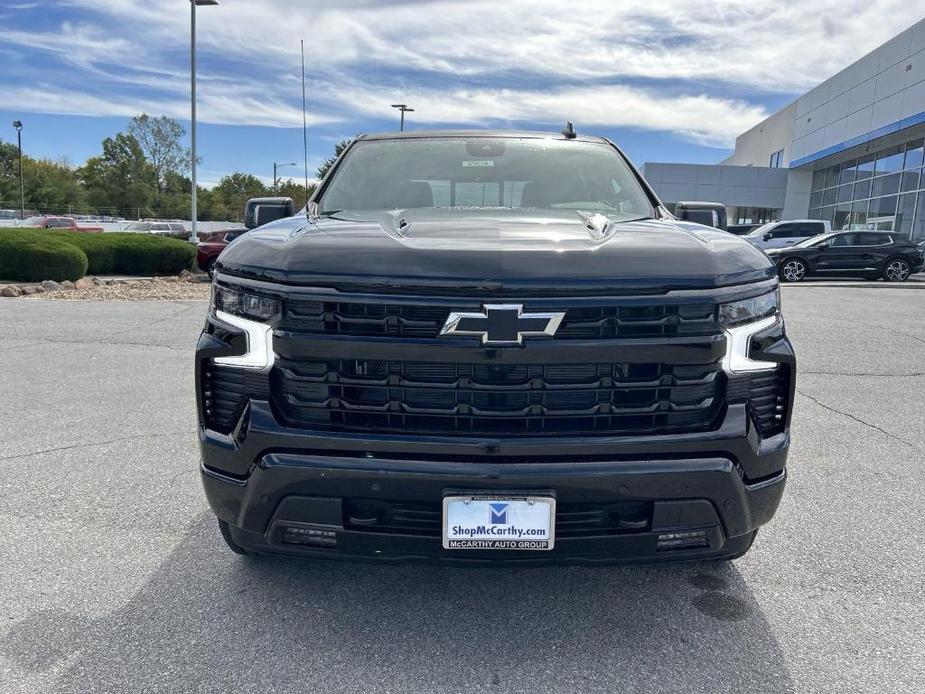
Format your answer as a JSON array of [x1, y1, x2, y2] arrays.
[[829, 234, 857, 247]]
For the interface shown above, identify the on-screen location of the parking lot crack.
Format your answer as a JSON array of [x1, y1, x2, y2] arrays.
[[0, 430, 194, 464], [796, 389, 924, 456]]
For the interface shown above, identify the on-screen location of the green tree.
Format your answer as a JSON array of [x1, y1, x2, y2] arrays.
[[276, 178, 317, 209], [128, 114, 190, 200], [211, 172, 269, 221], [0, 140, 21, 209], [80, 133, 156, 217], [315, 138, 353, 180], [22, 158, 86, 214]]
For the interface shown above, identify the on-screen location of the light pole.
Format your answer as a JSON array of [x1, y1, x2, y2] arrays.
[[190, 0, 218, 243], [12, 120, 23, 220], [273, 161, 297, 193], [391, 104, 414, 131]]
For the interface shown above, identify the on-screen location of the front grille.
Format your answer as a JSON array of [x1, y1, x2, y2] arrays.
[[272, 358, 724, 436], [283, 299, 719, 340], [343, 499, 652, 538]]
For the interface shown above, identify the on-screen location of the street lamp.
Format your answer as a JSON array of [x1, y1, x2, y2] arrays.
[[190, 0, 219, 244], [391, 104, 414, 132], [273, 161, 297, 193], [12, 120, 23, 220]]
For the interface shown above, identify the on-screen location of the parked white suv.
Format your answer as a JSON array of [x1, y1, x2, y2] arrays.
[[745, 219, 831, 250]]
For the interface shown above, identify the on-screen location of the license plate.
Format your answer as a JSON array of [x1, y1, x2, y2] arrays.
[[442, 494, 556, 550]]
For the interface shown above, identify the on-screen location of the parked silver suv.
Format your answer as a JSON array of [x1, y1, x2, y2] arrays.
[[745, 219, 831, 250]]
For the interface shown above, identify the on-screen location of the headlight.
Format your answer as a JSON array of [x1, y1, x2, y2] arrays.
[[211, 285, 280, 322], [720, 289, 780, 373], [719, 289, 779, 328], [211, 286, 278, 371]]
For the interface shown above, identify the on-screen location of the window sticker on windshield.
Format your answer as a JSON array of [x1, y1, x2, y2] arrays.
[[462, 160, 495, 167]]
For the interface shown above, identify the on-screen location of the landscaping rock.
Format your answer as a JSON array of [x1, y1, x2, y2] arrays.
[[61, 280, 77, 290], [75, 278, 94, 290], [41, 280, 62, 292], [21, 286, 44, 295], [1, 286, 22, 297], [91, 276, 105, 285]]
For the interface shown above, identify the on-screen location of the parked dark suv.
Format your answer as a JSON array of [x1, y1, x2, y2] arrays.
[[767, 231, 923, 282], [196, 130, 795, 565]]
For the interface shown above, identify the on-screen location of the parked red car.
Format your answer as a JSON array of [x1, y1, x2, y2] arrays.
[[197, 229, 247, 276], [21, 215, 103, 232]]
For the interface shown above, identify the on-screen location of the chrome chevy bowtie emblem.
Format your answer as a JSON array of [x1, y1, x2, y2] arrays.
[[439, 304, 565, 344]]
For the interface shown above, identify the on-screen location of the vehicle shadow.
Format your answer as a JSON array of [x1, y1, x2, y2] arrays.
[[3, 514, 794, 693]]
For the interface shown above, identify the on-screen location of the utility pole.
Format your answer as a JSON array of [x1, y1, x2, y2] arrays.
[[13, 120, 24, 220], [391, 104, 414, 131], [190, 0, 219, 243], [273, 161, 297, 194]]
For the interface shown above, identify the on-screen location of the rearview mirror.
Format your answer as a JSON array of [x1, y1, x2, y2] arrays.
[[244, 197, 295, 229]]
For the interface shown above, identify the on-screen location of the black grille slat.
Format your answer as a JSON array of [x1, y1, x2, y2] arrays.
[[727, 367, 790, 436], [202, 366, 247, 433], [273, 358, 724, 436], [342, 499, 652, 537], [283, 300, 719, 340]]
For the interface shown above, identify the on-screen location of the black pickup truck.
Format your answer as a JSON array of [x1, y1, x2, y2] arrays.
[[196, 130, 795, 565]]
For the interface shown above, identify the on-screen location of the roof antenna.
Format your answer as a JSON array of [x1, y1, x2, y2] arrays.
[[301, 39, 315, 220], [561, 121, 577, 139]]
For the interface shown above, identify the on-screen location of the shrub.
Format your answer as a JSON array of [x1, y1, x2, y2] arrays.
[[0, 229, 89, 282], [46, 232, 196, 276]]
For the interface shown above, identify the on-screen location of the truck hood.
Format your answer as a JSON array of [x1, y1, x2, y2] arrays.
[[217, 208, 775, 294]]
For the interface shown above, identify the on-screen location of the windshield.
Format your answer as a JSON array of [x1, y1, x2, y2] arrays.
[[23, 216, 45, 225], [123, 222, 150, 231], [794, 232, 836, 248], [747, 222, 776, 236], [318, 137, 655, 220]]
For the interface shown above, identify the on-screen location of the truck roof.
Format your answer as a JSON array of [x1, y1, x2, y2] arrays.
[[359, 129, 610, 144]]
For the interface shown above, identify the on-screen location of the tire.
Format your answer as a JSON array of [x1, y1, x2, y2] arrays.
[[218, 520, 253, 555], [883, 257, 911, 282], [779, 258, 806, 282]]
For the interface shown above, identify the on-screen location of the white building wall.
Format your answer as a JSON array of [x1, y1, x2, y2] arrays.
[[721, 103, 796, 168], [732, 18, 925, 168]]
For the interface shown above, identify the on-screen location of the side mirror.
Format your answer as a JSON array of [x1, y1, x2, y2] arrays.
[[763, 232, 772, 241], [244, 197, 295, 229], [817, 243, 830, 250]]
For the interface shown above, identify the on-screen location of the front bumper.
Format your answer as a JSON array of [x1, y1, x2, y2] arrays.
[[197, 278, 794, 565], [202, 450, 785, 565]]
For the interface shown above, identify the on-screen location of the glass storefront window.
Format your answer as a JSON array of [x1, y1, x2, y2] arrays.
[[854, 177, 872, 199], [809, 191, 823, 208], [836, 184, 854, 203], [849, 200, 869, 229], [822, 187, 837, 205], [896, 192, 916, 236], [833, 204, 852, 230], [838, 158, 857, 185], [811, 169, 826, 192], [856, 153, 876, 179], [900, 168, 921, 192], [824, 165, 840, 189], [868, 195, 898, 230], [913, 191, 925, 241], [871, 173, 900, 198], [874, 146, 904, 175], [904, 140, 924, 170]]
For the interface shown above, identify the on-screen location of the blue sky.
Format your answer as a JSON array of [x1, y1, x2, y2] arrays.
[[0, 0, 914, 187]]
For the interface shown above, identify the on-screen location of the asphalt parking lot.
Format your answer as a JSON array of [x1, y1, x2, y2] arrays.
[[1, 286, 923, 694]]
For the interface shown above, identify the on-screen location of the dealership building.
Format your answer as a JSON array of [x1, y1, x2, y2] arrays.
[[643, 18, 925, 240]]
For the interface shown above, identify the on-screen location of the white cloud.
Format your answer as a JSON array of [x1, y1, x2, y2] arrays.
[[4, 0, 919, 149], [336, 84, 768, 147]]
